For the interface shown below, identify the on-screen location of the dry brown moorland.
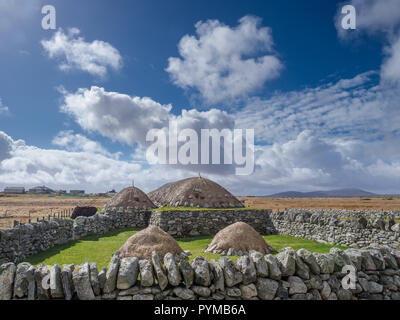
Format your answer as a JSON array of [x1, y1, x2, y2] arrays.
[[0, 194, 109, 229], [238, 196, 400, 212]]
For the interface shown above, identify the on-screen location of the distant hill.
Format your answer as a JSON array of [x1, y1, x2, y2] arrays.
[[265, 188, 377, 198]]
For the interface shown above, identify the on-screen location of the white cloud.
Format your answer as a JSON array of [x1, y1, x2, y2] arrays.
[[52, 130, 121, 159], [60, 86, 173, 145], [41, 28, 122, 77], [0, 131, 13, 162], [0, 129, 216, 193], [60, 86, 234, 145], [60, 86, 237, 175], [166, 15, 282, 104], [222, 131, 400, 195], [236, 71, 400, 143], [0, 130, 143, 191], [381, 35, 400, 84]]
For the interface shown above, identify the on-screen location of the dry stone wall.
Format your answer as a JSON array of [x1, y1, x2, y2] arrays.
[[2, 207, 400, 266], [149, 209, 276, 237], [0, 211, 151, 264], [0, 209, 274, 264], [270, 209, 400, 250], [1, 246, 400, 300], [286, 208, 400, 220], [0, 219, 74, 265]]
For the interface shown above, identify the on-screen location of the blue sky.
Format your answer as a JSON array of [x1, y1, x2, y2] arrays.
[[0, 0, 400, 194]]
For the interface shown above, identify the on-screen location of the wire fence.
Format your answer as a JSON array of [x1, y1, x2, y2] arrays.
[[0, 207, 75, 229], [0, 195, 107, 230]]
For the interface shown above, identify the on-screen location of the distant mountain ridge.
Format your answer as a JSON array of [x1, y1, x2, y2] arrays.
[[265, 188, 377, 198]]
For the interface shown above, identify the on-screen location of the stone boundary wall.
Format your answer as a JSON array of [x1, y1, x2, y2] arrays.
[[2, 207, 400, 266], [284, 208, 400, 220], [149, 209, 276, 237], [0, 209, 273, 264], [0, 211, 151, 264], [1, 246, 400, 300], [271, 210, 400, 249], [0, 219, 74, 265]]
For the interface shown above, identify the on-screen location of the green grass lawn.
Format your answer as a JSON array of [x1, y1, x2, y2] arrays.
[[25, 228, 348, 269]]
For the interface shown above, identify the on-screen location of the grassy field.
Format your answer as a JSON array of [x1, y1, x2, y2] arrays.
[[25, 228, 348, 269]]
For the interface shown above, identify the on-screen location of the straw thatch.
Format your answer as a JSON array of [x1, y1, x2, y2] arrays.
[[104, 186, 156, 211], [148, 177, 244, 208], [205, 222, 273, 254], [117, 225, 184, 260]]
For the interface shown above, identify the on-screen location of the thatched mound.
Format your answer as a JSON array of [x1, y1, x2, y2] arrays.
[[104, 186, 156, 211], [148, 177, 244, 208], [205, 222, 273, 255], [117, 226, 184, 260], [71, 206, 97, 219]]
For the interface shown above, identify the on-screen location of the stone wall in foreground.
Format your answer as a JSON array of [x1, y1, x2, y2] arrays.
[[1, 246, 400, 300], [149, 209, 276, 237], [270, 210, 400, 250]]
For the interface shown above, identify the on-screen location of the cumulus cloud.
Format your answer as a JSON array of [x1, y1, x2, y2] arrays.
[[60, 86, 241, 174], [243, 132, 400, 195], [0, 130, 143, 191], [0, 129, 225, 193], [60, 86, 235, 145], [52, 130, 121, 159], [0, 131, 13, 162], [41, 28, 122, 77], [166, 15, 282, 104], [60, 86, 173, 145]]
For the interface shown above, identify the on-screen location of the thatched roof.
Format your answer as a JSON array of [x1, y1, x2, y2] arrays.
[[104, 186, 156, 211], [205, 222, 273, 254], [117, 225, 183, 260], [148, 177, 244, 208]]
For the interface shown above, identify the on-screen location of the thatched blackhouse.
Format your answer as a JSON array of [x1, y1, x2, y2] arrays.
[[148, 177, 244, 208], [103, 186, 156, 211]]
